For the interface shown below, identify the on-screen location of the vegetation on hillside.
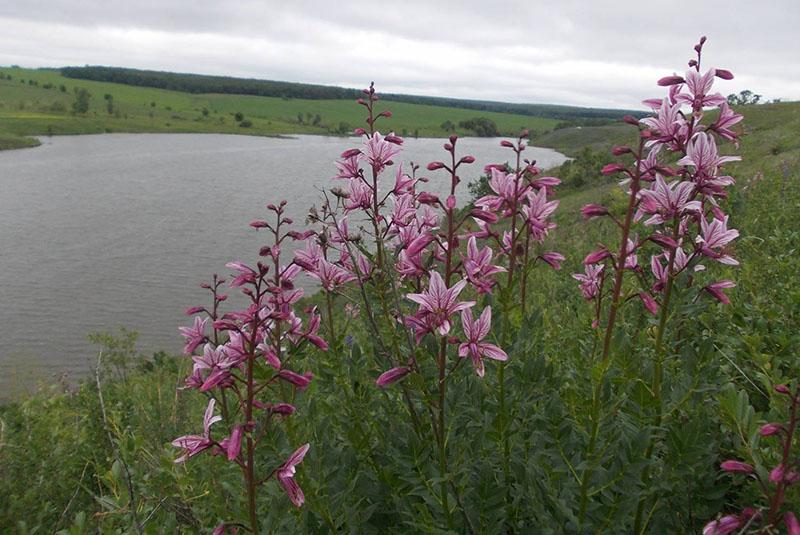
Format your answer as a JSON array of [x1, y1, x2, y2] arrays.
[[0, 67, 564, 148], [1, 45, 799, 533], [61, 66, 642, 121]]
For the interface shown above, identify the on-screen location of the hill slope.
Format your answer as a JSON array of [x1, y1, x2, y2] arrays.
[[0, 67, 597, 150]]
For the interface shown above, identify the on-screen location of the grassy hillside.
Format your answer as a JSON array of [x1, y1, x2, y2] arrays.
[[0, 96, 797, 532], [0, 67, 562, 149]]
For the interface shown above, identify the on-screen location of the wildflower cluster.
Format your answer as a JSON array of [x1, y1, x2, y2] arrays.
[[706, 384, 800, 535], [289, 83, 562, 525], [575, 36, 743, 337], [571, 37, 745, 531], [175, 202, 326, 533]]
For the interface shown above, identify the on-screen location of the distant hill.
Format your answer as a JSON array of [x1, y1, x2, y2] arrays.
[[60, 66, 643, 122]]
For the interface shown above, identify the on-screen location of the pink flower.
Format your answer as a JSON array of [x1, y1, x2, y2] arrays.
[[712, 102, 744, 142], [677, 133, 740, 196], [637, 175, 701, 226], [344, 178, 373, 212], [720, 460, 754, 473], [220, 425, 244, 461], [308, 258, 357, 291], [333, 153, 361, 180], [641, 98, 686, 145], [573, 264, 604, 300], [394, 164, 414, 194], [376, 366, 412, 388], [522, 188, 559, 241], [179, 316, 207, 355], [362, 132, 401, 172], [697, 215, 739, 265], [407, 272, 475, 336], [278, 443, 310, 507], [463, 237, 506, 294], [293, 240, 323, 271], [474, 168, 528, 214], [225, 261, 258, 287], [703, 514, 741, 535], [192, 343, 241, 392], [675, 68, 727, 111], [172, 398, 221, 463], [458, 307, 508, 378]]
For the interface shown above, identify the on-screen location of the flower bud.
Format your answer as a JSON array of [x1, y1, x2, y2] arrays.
[[601, 163, 625, 175], [427, 161, 447, 171], [760, 423, 784, 437], [185, 306, 205, 315], [583, 249, 611, 265], [249, 220, 269, 229], [385, 134, 403, 145], [612, 146, 632, 156], [278, 370, 313, 390], [378, 110, 393, 118], [470, 209, 498, 223], [449, 134, 458, 145], [649, 234, 678, 250], [639, 292, 659, 315], [581, 204, 609, 219], [623, 115, 640, 126], [720, 460, 755, 473], [785, 512, 800, 535], [446, 195, 456, 210], [417, 192, 440, 205], [459, 155, 476, 164], [340, 148, 361, 159], [500, 140, 515, 148], [715, 68, 734, 80], [353, 127, 366, 136], [658, 75, 685, 86], [775, 384, 791, 395], [539, 252, 565, 270], [376, 366, 411, 388], [771, 464, 787, 483]]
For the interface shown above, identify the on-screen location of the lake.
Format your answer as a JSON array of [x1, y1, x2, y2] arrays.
[[0, 133, 566, 394]]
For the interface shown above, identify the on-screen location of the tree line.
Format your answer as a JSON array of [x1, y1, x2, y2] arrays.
[[60, 66, 642, 121]]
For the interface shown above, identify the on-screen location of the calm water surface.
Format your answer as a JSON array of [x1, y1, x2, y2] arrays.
[[0, 133, 566, 391]]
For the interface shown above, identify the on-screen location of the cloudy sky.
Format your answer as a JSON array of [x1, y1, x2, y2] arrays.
[[1, 1, 798, 109]]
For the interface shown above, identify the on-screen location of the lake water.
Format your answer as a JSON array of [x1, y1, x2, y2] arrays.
[[0, 133, 566, 393]]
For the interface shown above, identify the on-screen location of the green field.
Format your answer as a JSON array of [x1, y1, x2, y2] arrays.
[[0, 67, 561, 150]]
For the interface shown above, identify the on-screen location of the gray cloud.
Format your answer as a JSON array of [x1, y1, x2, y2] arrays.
[[1, 0, 798, 108]]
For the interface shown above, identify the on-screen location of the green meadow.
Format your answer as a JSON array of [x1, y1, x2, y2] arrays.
[[0, 67, 560, 150]]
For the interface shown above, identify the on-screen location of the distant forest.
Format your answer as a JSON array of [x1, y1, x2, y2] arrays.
[[60, 66, 642, 121]]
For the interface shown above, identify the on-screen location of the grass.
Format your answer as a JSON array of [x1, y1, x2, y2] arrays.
[[0, 67, 560, 148], [0, 96, 798, 532]]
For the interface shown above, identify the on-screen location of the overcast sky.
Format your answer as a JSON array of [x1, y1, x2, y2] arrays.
[[1, 1, 798, 109]]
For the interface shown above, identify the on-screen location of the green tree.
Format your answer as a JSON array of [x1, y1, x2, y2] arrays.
[[103, 93, 114, 115], [71, 88, 91, 114]]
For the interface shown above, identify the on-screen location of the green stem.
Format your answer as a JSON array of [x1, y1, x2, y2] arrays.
[[632, 220, 681, 534]]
